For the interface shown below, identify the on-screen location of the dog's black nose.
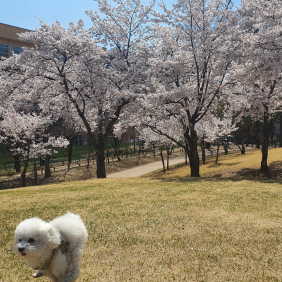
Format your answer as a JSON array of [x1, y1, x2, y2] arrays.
[[18, 247, 25, 252]]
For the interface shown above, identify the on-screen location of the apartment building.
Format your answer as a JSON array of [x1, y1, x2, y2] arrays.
[[0, 23, 33, 58]]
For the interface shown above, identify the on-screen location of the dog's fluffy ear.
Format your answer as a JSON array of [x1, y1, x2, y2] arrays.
[[45, 225, 61, 250]]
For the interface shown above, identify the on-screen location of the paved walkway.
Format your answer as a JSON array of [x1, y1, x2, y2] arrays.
[[107, 156, 185, 178], [108, 147, 255, 178]]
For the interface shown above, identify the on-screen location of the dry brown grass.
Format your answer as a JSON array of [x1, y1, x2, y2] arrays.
[[147, 147, 282, 180], [1, 148, 282, 281], [0, 149, 184, 189]]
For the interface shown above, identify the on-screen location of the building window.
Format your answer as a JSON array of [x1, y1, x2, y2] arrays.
[[12, 46, 23, 55], [0, 44, 9, 57]]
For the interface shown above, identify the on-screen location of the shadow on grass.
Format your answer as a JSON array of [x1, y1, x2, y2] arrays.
[[145, 160, 282, 185], [206, 162, 241, 168]]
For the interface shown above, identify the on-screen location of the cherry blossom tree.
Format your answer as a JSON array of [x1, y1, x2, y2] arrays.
[[196, 115, 237, 164], [0, 76, 62, 177], [138, 126, 175, 173], [113, 122, 130, 161], [0, 0, 155, 178], [138, 0, 241, 177], [54, 108, 85, 170], [236, 0, 282, 172], [0, 107, 68, 187], [85, 0, 156, 176]]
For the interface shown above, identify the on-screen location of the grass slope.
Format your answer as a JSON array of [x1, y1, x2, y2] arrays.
[[1, 148, 282, 281]]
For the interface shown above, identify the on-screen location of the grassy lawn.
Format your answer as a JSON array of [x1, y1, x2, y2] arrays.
[[1, 148, 282, 281]]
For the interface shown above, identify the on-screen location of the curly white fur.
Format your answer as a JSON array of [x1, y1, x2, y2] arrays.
[[12, 212, 88, 282]]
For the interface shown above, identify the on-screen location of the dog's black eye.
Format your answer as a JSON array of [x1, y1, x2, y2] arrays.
[[19, 239, 22, 242], [28, 238, 34, 243]]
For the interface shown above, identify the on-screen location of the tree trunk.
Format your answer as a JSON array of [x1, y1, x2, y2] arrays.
[[44, 155, 51, 178], [186, 127, 200, 177], [34, 159, 37, 185], [96, 132, 106, 178], [86, 144, 90, 172], [114, 147, 121, 161], [200, 139, 206, 164], [42, 136, 52, 178], [21, 159, 29, 187], [261, 112, 269, 172], [133, 130, 136, 155], [279, 112, 282, 148], [256, 120, 261, 149], [111, 136, 121, 161], [138, 141, 141, 159], [270, 117, 274, 145], [215, 140, 220, 164], [40, 156, 44, 166], [160, 148, 165, 173], [67, 137, 74, 170], [241, 131, 245, 155], [183, 140, 189, 165], [223, 138, 228, 155], [117, 151, 121, 161], [241, 142, 245, 154], [166, 146, 170, 170], [14, 154, 20, 173]]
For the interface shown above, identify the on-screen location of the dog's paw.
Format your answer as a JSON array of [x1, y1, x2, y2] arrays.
[[32, 271, 43, 278]]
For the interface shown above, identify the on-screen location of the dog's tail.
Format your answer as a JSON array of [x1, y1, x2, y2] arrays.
[[66, 212, 82, 220]]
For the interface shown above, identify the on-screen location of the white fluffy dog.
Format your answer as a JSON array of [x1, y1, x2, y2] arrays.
[[12, 212, 88, 282]]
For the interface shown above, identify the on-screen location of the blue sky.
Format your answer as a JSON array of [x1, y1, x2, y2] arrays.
[[1, 0, 241, 31]]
